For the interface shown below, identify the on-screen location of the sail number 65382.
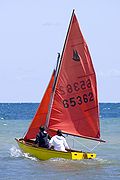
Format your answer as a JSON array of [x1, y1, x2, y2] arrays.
[[63, 92, 94, 108]]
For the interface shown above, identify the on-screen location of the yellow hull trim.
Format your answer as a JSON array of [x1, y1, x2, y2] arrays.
[[16, 139, 96, 160]]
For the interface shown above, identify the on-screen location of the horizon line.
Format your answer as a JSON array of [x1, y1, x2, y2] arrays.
[[0, 102, 120, 104]]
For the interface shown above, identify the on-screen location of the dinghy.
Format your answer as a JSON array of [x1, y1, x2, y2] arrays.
[[16, 10, 105, 160]]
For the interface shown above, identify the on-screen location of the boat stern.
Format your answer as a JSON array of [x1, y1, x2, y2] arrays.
[[71, 151, 96, 160]]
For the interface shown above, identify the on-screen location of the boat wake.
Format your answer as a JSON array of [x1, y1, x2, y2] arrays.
[[10, 146, 23, 157], [10, 146, 37, 161], [95, 157, 110, 164], [47, 157, 111, 169], [23, 153, 37, 161]]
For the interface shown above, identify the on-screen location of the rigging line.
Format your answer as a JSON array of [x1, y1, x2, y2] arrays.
[[89, 142, 101, 152], [68, 136, 100, 152], [68, 136, 91, 151]]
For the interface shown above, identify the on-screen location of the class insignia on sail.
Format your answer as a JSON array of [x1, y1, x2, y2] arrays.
[[72, 49, 80, 61]]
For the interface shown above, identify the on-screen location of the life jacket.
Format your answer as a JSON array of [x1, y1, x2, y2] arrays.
[[36, 131, 49, 148]]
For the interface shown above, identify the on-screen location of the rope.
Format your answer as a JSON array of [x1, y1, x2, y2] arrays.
[[89, 142, 101, 152], [67, 136, 101, 152]]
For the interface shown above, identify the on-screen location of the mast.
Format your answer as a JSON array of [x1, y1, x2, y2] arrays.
[[45, 53, 60, 128], [52, 53, 60, 91], [45, 10, 75, 129]]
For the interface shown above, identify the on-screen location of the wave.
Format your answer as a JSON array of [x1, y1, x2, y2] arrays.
[[45, 157, 111, 172], [10, 146, 37, 161], [10, 146, 23, 157], [48, 157, 110, 164]]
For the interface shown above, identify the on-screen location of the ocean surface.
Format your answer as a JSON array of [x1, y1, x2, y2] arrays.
[[0, 103, 120, 180]]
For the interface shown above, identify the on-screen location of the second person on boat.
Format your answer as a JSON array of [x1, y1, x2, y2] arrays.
[[49, 130, 69, 152]]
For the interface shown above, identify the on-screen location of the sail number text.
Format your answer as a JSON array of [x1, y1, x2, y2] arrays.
[[59, 79, 91, 95], [58, 78, 95, 108], [63, 92, 94, 108]]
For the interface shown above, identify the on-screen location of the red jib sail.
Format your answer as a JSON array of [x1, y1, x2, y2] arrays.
[[24, 70, 55, 140], [48, 11, 101, 141]]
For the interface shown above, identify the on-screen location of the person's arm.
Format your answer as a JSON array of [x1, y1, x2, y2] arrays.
[[49, 137, 54, 148], [48, 134, 51, 140], [34, 134, 39, 144], [63, 138, 69, 149]]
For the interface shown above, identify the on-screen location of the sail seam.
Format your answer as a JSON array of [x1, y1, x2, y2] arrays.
[[77, 73, 95, 79], [84, 106, 98, 112]]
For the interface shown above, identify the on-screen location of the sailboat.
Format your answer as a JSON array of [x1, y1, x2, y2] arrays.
[[16, 10, 105, 160]]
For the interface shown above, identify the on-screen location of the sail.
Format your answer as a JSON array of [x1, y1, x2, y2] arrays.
[[48, 11, 101, 141], [24, 70, 55, 140]]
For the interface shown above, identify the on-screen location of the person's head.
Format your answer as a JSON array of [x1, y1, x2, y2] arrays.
[[57, 129, 62, 136], [39, 126, 45, 132]]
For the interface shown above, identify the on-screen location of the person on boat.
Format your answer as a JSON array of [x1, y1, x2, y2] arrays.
[[49, 129, 69, 152], [35, 126, 51, 148]]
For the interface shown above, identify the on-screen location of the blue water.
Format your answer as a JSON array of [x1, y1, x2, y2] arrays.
[[0, 103, 120, 180]]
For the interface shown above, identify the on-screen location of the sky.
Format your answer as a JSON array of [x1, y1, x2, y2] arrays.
[[0, 0, 120, 103]]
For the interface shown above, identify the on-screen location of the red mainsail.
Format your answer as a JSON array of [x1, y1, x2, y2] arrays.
[[48, 11, 101, 141], [24, 70, 55, 140]]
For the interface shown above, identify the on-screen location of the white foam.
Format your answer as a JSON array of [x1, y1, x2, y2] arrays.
[[10, 146, 37, 161], [23, 153, 37, 161], [10, 146, 23, 157], [3, 123, 7, 126]]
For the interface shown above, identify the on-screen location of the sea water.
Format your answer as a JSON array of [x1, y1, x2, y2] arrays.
[[0, 103, 120, 180]]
